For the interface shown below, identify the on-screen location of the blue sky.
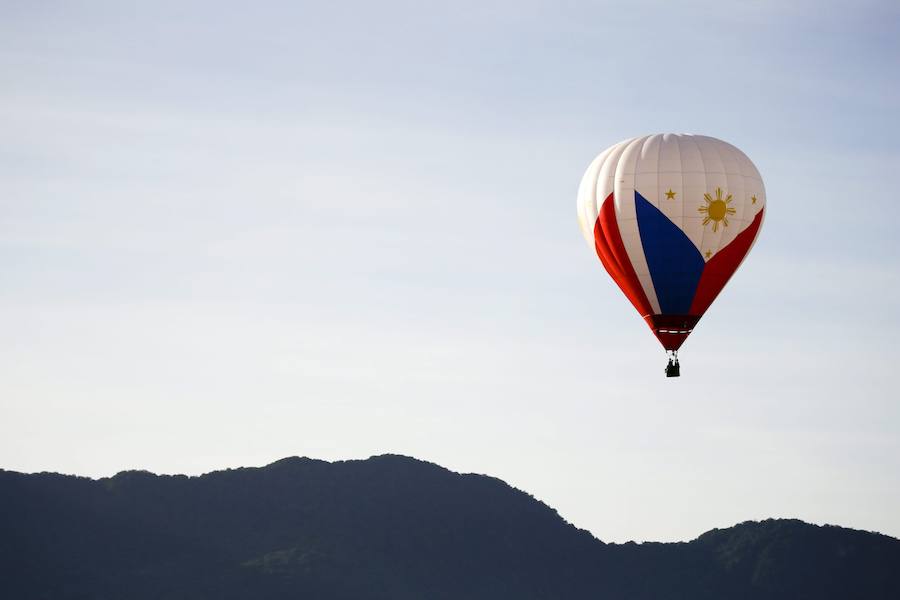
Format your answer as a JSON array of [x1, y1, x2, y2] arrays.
[[1, 0, 898, 543]]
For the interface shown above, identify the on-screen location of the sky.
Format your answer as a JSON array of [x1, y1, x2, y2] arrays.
[[1, 0, 899, 544]]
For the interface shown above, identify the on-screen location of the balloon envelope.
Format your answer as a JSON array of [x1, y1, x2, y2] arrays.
[[577, 134, 766, 351]]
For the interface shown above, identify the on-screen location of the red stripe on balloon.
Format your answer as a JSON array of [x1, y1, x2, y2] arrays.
[[593, 193, 653, 318], [689, 208, 765, 316]]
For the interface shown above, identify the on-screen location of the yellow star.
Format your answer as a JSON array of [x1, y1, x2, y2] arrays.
[[665, 189, 676, 200], [751, 195, 758, 204], [705, 250, 712, 259]]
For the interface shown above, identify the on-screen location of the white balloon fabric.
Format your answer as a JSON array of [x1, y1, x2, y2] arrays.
[[577, 134, 766, 351]]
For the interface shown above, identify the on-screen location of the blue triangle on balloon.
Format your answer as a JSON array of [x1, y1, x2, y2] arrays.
[[634, 191, 705, 315]]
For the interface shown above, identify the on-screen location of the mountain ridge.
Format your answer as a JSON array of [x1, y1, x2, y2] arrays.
[[12, 453, 893, 545], [2, 453, 898, 599]]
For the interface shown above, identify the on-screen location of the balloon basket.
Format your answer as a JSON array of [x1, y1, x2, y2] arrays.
[[665, 352, 681, 378]]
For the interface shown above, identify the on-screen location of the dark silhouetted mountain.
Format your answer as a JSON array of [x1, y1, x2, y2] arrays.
[[2, 455, 898, 599]]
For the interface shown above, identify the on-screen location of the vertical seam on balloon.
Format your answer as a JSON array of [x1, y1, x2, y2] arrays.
[[710, 139, 735, 253], [639, 134, 652, 205], [731, 141, 755, 240], [732, 141, 753, 235], [621, 136, 661, 314], [716, 140, 747, 239], [586, 153, 604, 243], [656, 134, 664, 213], [615, 137, 642, 216], [581, 145, 618, 245], [601, 140, 629, 224], [594, 147, 619, 231], [641, 135, 665, 315], [693, 136, 712, 261], [671, 135, 683, 232]]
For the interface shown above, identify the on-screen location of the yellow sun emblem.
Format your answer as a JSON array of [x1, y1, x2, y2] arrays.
[[698, 187, 736, 232]]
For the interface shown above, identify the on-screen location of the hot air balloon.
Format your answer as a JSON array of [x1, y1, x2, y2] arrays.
[[577, 134, 765, 377]]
